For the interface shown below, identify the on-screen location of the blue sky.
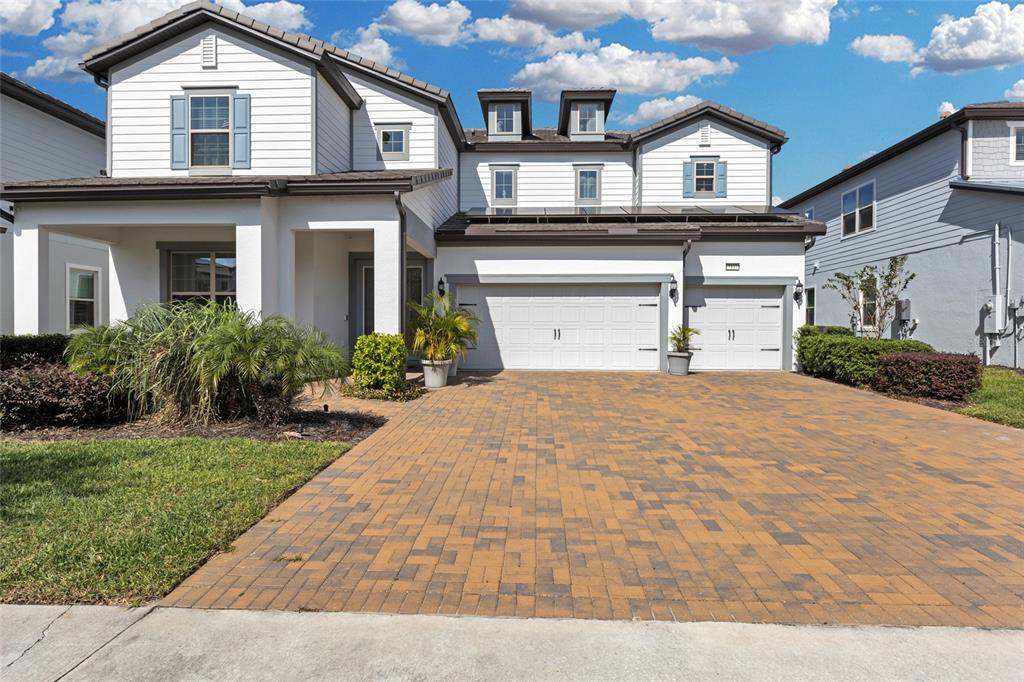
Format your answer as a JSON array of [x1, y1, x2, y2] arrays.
[[2, 0, 1022, 199]]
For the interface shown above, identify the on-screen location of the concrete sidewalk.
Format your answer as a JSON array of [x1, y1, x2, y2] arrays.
[[2, 605, 1021, 682]]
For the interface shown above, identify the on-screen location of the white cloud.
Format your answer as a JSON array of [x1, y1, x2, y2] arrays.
[[852, 2, 1024, 74], [512, 43, 737, 101], [611, 94, 703, 126], [850, 34, 920, 63], [19, 0, 312, 81], [0, 0, 61, 35], [376, 0, 470, 47], [868, 4, 881, 12], [469, 15, 599, 55], [337, 24, 405, 69], [1006, 78, 1024, 100], [510, 0, 837, 53], [938, 100, 956, 116]]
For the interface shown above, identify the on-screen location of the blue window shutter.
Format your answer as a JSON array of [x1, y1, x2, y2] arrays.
[[170, 96, 187, 170], [715, 161, 727, 197], [232, 94, 251, 169], [682, 161, 694, 198]]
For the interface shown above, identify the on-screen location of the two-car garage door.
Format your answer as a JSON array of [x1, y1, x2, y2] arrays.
[[457, 283, 661, 371], [685, 285, 784, 370]]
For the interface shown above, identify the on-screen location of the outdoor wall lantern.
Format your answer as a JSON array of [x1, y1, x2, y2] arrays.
[[669, 277, 678, 299], [794, 280, 804, 302], [437, 278, 446, 296]]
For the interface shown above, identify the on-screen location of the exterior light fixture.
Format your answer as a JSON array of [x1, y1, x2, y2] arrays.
[[669, 277, 678, 298], [794, 280, 804, 301], [437, 278, 446, 296]]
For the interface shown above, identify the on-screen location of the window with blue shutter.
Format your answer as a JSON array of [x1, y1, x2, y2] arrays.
[[682, 161, 694, 198], [715, 160, 727, 197], [232, 94, 251, 169], [170, 96, 187, 169]]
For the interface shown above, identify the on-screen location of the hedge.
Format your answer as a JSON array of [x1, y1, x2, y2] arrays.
[[351, 333, 407, 393], [873, 352, 982, 402], [796, 324, 854, 338], [796, 333, 934, 386], [1, 334, 70, 368], [0, 364, 122, 429]]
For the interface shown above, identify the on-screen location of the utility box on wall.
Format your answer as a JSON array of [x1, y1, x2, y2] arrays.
[[982, 294, 1005, 334], [897, 298, 912, 322]]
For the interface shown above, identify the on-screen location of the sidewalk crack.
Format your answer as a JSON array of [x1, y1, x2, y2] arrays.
[[3, 605, 72, 669]]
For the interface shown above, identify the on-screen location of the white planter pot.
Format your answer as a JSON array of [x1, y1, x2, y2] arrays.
[[667, 351, 692, 376], [447, 356, 460, 377], [421, 360, 452, 388]]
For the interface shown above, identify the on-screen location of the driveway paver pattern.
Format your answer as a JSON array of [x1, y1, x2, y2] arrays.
[[167, 372, 1024, 626]]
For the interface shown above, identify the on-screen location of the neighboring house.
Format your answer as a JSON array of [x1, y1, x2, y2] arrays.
[[1, 73, 109, 334], [2, 1, 822, 372], [782, 103, 1023, 369]]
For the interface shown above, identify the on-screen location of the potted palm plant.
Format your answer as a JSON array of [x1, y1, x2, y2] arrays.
[[667, 325, 699, 376], [409, 293, 478, 388], [448, 303, 479, 377]]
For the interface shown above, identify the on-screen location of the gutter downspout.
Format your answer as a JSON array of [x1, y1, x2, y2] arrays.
[[394, 191, 407, 336], [957, 124, 970, 181]]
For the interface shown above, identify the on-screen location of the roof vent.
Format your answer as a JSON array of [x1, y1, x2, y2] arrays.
[[699, 121, 711, 146], [201, 35, 217, 69]]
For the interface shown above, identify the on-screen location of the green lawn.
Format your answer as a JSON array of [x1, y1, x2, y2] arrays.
[[0, 437, 348, 605], [959, 367, 1024, 429]]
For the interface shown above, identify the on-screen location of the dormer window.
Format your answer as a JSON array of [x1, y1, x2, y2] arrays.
[[495, 104, 516, 133], [577, 103, 598, 133], [487, 102, 521, 139]]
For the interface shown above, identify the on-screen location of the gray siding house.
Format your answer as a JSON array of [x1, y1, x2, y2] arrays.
[[782, 102, 1023, 369]]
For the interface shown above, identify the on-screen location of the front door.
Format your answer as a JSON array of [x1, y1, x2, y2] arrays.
[[350, 255, 428, 349]]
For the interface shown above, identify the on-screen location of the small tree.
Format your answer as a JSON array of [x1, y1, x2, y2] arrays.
[[824, 255, 915, 339]]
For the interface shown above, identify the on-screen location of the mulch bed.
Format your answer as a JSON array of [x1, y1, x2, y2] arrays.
[[2, 409, 386, 444]]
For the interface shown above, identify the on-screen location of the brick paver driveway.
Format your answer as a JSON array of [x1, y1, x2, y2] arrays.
[[167, 372, 1023, 627]]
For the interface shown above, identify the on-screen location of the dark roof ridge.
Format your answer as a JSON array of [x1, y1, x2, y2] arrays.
[[1, 72, 104, 138]]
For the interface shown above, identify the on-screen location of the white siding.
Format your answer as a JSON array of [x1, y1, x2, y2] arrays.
[[342, 68, 437, 170], [640, 118, 769, 205], [0, 95, 105, 181], [315, 73, 351, 173], [404, 119, 460, 230], [108, 25, 314, 176], [460, 152, 634, 209]]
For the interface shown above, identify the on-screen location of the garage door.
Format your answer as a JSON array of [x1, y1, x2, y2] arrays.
[[685, 286, 784, 370], [457, 283, 661, 371]]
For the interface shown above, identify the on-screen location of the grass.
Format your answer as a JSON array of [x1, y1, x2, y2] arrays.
[[0, 437, 348, 605], [958, 367, 1024, 429]]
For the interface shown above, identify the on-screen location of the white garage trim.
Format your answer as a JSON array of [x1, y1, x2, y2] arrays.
[[445, 273, 673, 371]]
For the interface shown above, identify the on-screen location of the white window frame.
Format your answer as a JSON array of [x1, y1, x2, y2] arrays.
[[66, 263, 101, 333], [840, 179, 876, 240], [1008, 122, 1024, 166], [577, 102, 599, 133], [804, 286, 815, 326], [693, 157, 717, 197], [575, 165, 602, 206], [378, 123, 411, 161], [858, 280, 879, 333], [492, 103, 519, 135], [187, 92, 232, 172], [169, 250, 237, 302], [491, 165, 518, 206]]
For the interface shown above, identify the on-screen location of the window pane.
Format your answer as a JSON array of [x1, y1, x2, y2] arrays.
[[190, 96, 229, 129], [382, 130, 404, 153], [859, 204, 874, 231], [803, 208, 814, 220], [842, 190, 856, 215], [171, 294, 210, 303], [495, 104, 515, 133], [69, 270, 94, 299], [1016, 129, 1024, 161], [805, 289, 815, 326], [695, 176, 714, 192], [214, 254, 236, 293], [69, 300, 95, 328], [858, 183, 874, 207], [696, 162, 714, 176], [171, 252, 211, 294], [191, 132, 229, 166], [842, 212, 857, 235], [578, 170, 597, 199], [578, 104, 597, 132], [494, 170, 514, 199]]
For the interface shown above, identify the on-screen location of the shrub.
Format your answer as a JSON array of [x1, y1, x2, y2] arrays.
[[797, 334, 934, 386], [0, 334, 70, 368], [873, 352, 982, 402], [66, 302, 348, 424], [351, 333, 409, 394], [0, 364, 120, 429], [796, 324, 854, 338]]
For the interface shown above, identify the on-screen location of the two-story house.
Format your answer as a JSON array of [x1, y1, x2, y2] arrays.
[[1, 73, 109, 334], [782, 103, 1023, 369], [2, 1, 822, 372]]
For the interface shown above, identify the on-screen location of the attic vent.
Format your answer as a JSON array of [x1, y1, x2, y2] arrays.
[[699, 122, 711, 147], [201, 35, 217, 69]]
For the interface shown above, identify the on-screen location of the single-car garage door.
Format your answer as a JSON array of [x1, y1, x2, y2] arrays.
[[457, 283, 661, 371], [685, 285, 784, 370]]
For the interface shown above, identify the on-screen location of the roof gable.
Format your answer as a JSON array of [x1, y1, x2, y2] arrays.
[[630, 100, 786, 147]]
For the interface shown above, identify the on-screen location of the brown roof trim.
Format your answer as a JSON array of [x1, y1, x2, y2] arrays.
[[780, 103, 1024, 208], [1, 73, 105, 138], [629, 100, 787, 147], [316, 58, 362, 109], [477, 89, 532, 136], [558, 89, 616, 136], [469, 140, 629, 152], [1, 169, 452, 203]]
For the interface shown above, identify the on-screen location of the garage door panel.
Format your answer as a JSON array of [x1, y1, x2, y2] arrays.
[[686, 285, 784, 371]]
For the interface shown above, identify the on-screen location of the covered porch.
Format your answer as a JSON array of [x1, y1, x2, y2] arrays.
[[6, 173, 447, 349]]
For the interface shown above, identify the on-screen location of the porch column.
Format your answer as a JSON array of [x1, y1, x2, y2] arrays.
[[372, 220, 403, 334], [12, 225, 50, 334], [235, 197, 280, 317]]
